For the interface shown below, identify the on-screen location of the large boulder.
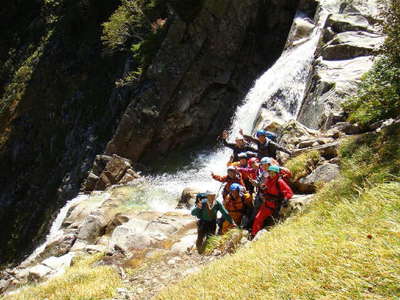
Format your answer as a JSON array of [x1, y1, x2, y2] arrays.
[[82, 154, 141, 192], [108, 212, 196, 255], [326, 13, 371, 33], [296, 163, 340, 193], [77, 211, 112, 243], [280, 194, 314, 219]]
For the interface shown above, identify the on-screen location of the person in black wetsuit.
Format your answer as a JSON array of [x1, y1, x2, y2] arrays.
[[220, 130, 258, 163], [239, 129, 292, 159]]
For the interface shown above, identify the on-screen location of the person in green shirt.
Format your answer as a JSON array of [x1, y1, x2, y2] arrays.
[[191, 192, 236, 253]]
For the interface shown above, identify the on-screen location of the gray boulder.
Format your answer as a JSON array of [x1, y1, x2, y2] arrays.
[[297, 56, 374, 130], [297, 163, 340, 193], [108, 212, 196, 255], [77, 211, 111, 243], [280, 194, 314, 219], [27, 265, 52, 282]]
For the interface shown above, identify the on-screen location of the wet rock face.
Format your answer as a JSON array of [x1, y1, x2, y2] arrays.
[[82, 154, 141, 192], [0, 0, 127, 265], [105, 0, 300, 163], [297, 0, 385, 130]]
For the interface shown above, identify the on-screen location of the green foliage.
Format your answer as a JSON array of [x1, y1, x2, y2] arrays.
[[101, 0, 167, 86], [343, 57, 400, 126], [343, 0, 400, 126], [101, 0, 166, 52], [381, 0, 400, 65]]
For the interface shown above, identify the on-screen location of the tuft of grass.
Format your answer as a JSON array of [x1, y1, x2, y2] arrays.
[[156, 125, 400, 300], [204, 229, 245, 255], [284, 150, 321, 181], [3, 253, 121, 300]]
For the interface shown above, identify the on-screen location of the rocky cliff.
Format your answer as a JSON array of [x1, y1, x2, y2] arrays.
[[0, 0, 299, 266], [297, 0, 384, 129]]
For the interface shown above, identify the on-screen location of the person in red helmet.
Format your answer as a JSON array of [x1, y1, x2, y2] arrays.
[[251, 165, 293, 237], [211, 166, 245, 201]]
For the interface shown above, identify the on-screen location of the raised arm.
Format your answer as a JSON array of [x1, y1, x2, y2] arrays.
[[222, 139, 237, 150], [270, 140, 292, 155], [191, 206, 201, 218], [211, 173, 227, 183]]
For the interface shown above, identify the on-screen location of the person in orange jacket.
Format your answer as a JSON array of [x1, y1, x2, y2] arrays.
[[251, 165, 293, 237], [222, 183, 253, 233], [211, 166, 245, 200]]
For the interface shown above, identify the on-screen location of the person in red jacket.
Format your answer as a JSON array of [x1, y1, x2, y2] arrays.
[[211, 166, 245, 200], [251, 165, 293, 237], [237, 157, 259, 194]]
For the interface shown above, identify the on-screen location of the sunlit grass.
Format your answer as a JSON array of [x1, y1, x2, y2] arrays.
[[3, 253, 121, 300]]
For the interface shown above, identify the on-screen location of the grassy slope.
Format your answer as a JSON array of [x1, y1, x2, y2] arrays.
[[157, 125, 400, 300], [2, 254, 121, 300]]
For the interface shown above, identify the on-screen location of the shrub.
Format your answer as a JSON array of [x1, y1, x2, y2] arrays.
[[101, 0, 167, 53], [343, 57, 400, 126]]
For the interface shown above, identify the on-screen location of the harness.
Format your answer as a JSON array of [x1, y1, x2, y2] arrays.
[[261, 177, 284, 208]]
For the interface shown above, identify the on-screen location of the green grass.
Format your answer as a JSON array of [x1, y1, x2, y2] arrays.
[[284, 150, 321, 181], [2, 254, 121, 300], [204, 229, 245, 255], [156, 125, 400, 300]]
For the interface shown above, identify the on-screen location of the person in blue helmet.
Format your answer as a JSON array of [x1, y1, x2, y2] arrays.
[[221, 183, 252, 233], [239, 128, 291, 159], [191, 191, 236, 253]]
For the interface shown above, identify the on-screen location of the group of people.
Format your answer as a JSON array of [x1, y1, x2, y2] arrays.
[[192, 129, 294, 252]]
